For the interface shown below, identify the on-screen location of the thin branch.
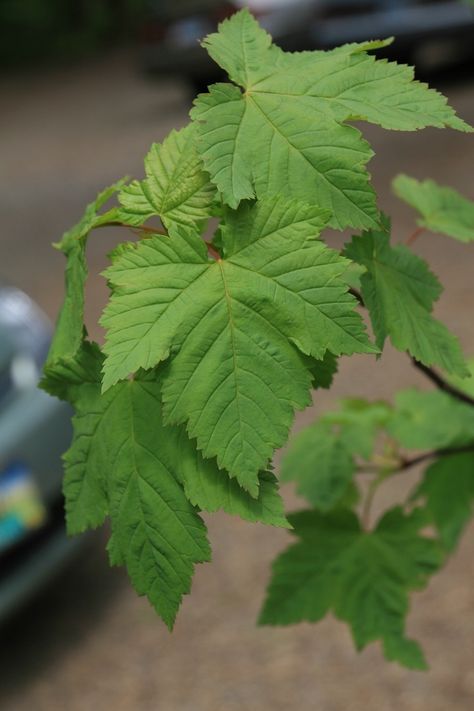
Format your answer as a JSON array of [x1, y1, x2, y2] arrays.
[[399, 442, 474, 472], [349, 287, 474, 409], [411, 358, 474, 408]]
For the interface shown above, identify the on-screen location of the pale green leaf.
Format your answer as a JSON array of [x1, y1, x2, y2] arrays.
[[192, 82, 377, 229], [117, 124, 216, 234], [388, 388, 474, 450], [282, 399, 390, 509], [259, 507, 442, 669], [324, 398, 392, 459], [345, 221, 468, 377], [393, 174, 474, 243], [281, 422, 355, 511], [102, 198, 374, 493], [192, 10, 471, 226]]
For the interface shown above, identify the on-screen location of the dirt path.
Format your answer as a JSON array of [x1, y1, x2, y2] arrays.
[[1, 52, 474, 711]]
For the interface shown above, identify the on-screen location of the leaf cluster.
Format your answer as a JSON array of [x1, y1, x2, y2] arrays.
[[41, 8, 474, 665], [271, 368, 474, 667]]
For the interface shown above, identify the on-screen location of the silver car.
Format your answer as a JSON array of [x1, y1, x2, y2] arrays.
[[0, 284, 76, 623], [141, 0, 474, 88]]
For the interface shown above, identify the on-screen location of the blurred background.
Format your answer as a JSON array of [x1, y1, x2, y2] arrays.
[[1, 2, 474, 710]]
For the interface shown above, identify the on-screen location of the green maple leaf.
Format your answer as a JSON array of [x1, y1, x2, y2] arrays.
[[414, 453, 474, 551], [102, 197, 375, 494], [281, 422, 355, 511], [42, 180, 125, 397], [345, 219, 468, 377], [393, 174, 474, 243], [259, 507, 442, 670], [304, 350, 338, 390], [58, 342, 289, 625], [180, 460, 290, 528], [191, 9, 471, 228], [61, 346, 211, 628], [281, 399, 390, 510], [323, 398, 391, 459], [388, 388, 474, 450], [117, 124, 217, 234]]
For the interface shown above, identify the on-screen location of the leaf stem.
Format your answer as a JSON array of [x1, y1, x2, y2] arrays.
[[207, 242, 221, 261], [360, 441, 474, 529], [362, 474, 383, 530], [96, 220, 168, 236], [406, 226, 425, 246]]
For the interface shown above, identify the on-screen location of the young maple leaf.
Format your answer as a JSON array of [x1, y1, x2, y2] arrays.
[[260, 507, 442, 670]]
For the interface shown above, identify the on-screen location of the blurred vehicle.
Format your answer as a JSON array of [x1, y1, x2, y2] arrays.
[[0, 284, 76, 623], [140, 0, 474, 89]]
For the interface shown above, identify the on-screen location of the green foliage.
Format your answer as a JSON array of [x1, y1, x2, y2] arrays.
[[393, 175, 474, 242], [259, 507, 442, 670], [414, 453, 474, 551], [345, 218, 468, 376], [42, 8, 474, 667], [57, 341, 289, 626], [281, 400, 390, 510], [388, 388, 474, 450], [278, 377, 474, 665]]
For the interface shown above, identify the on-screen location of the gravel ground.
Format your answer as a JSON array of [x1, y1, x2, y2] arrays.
[[1, 51, 474, 711]]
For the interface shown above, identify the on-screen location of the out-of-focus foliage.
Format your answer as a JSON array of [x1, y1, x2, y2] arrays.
[[0, 0, 147, 68]]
